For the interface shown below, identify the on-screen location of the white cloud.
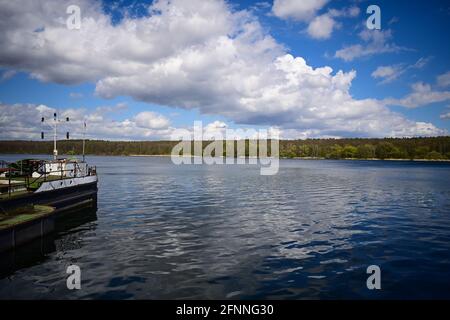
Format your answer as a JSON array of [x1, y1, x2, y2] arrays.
[[348, 6, 360, 17], [437, 71, 450, 87], [384, 82, 450, 108], [0, 101, 446, 140], [372, 65, 402, 83], [0, 102, 281, 141], [440, 112, 450, 120], [305, 5, 360, 40], [413, 57, 430, 69], [328, 6, 360, 18], [272, 2, 359, 40], [1, 69, 17, 81], [250, 2, 271, 11], [0, 0, 445, 138], [134, 111, 170, 129], [0, 102, 174, 140], [272, 0, 329, 21], [371, 57, 431, 84], [335, 29, 407, 61], [307, 14, 335, 39]]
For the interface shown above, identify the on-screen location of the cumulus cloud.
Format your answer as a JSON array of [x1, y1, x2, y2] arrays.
[[0, 102, 174, 140], [335, 29, 408, 61], [134, 111, 170, 129], [306, 6, 360, 40], [384, 82, 450, 108], [305, 5, 361, 40], [0, 102, 283, 141], [272, 0, 329, 21], [271, 1, 359, 40], [0, 100, 446, 140], [307, 14, 335, 39], [0, 0, 446, 138]]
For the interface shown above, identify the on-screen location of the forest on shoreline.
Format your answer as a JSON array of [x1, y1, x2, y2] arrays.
[[1, 137, 450, 160]]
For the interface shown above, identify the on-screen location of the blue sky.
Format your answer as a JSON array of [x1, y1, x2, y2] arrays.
[[0, 0, 450, 140]]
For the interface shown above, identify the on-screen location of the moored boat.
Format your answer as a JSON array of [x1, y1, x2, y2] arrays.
[[0, 114, 98, 252], [0, 158, 98, 212]]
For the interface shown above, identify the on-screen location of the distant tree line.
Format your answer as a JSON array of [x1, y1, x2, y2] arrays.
[[278, 137, 450, 160], [0, 137, 450, 160]]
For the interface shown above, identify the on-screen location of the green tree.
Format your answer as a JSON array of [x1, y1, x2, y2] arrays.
[[341, 145, 358, 158], [326, 145, 343, 159], [375, 142, 397, 159], [390, 146, 408, 159], [414, 146, 429, 159], [298, 145, 311, 157], [356, 144, 375, 159], [425, 151, 443, 160]]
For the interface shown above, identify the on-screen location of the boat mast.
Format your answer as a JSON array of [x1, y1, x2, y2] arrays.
[[41, 112, 69, 160], [53, 112, 57, 160], [82, 121, 86, 162]]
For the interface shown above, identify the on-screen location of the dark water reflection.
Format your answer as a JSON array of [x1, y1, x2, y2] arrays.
[[0, 208, 98, 279], [0, 155, 449, 299]]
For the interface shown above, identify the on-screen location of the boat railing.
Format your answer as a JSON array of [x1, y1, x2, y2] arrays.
[[0, 166, 26, 198], [0, 159, 97, 199]]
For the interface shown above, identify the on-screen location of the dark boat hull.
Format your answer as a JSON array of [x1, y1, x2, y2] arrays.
[[0, 181, 98, 212], [0, 181, 97, 252]]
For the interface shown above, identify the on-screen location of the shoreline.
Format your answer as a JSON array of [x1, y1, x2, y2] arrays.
[[1, 153, 449, 162], [128, 154, 450, 162], [288, 157, 450, 162]]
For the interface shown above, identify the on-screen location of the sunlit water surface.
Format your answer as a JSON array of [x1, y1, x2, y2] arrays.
[[0, 155, 449, 299]]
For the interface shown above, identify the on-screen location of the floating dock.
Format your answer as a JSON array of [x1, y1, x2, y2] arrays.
[[0, 205, 55, 252], [0, 199, 95, 253]]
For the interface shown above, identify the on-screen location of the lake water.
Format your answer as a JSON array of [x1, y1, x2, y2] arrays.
[[1, 155, 449, 299]]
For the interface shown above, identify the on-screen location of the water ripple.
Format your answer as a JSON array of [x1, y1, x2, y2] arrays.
[[0, 156, 449, 299]]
